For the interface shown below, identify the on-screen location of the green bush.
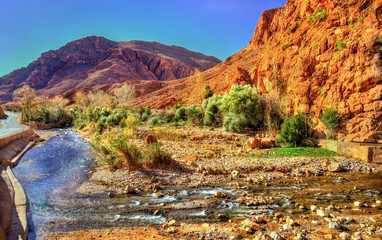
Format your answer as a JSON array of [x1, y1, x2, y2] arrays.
[[202, 94, 223, 126], [320, 108, 340, 139], [175, 107, 187, 121], [337, 40, 345, 50], [202, 84, 213, 99], [95, 121, 106, 134], [223, 113, 247, 132], [112, 138, 143, 170], [221, 85, 262, 132], [144, 143, 175, 168], [276, 113, 310, 147], [312, 7, 328, 21], [187, 105, 203, 125], [149, 116, 160, 127]]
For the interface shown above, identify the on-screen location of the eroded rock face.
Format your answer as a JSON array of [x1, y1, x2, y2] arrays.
[[0, 166, 14, 239], [134, 0, 382, 143], [0, 108, 5, 119], [0, 36, 221, 101]]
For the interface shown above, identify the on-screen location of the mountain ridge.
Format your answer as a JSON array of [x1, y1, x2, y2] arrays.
[[0, 36, 221, 101]]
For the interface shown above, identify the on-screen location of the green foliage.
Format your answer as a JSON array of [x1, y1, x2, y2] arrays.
[[336, 40, 345, 50], [312, 7, 328, 21], [276, 113, 310, 147], [171, 101, 184, 110], [95, 121, 106, 134], [287, 27, 292, 33], [313, 43, 318, 49], [356, 17, 364, 23], [223, 113, 246, 132], [295, 18, 301, 26], [202, 94, 223, 126], [302, 34, 307, 38], [281, 43, 288, 50], [149, 116, 160, 127], [349, 22, 353, 29], [249, 66, 256, 74], [202, 85, 214, 99], [125, 113, 139, 129], [111, 138, 143, 170], [221, 85, 262, 132], [376, 36, 382, 44], [187, 105, 203, 125], [320, 107, 340, 139], [249, 147, 338, 158], [3, 105, 11, 111], [175, 107, 187, 121], [144, 143, 175, 167]]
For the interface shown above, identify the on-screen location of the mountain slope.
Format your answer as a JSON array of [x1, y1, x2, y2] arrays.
[[132, 0, 382, 143], [0, 36, 221, 100]]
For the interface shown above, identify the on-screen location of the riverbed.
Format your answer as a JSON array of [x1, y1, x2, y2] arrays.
[[12, 129, 382, 239]]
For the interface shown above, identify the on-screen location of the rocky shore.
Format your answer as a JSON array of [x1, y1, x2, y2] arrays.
[[46, 126, 382, 240]]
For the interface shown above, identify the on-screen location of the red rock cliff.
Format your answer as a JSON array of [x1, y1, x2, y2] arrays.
[[133, 0, 382, 143]]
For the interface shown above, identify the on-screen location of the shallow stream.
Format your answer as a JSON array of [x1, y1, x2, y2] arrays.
[[13, 130, 382, 239]]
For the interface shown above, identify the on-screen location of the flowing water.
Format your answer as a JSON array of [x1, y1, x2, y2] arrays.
[[13, 130, 292, 239], [12, 130, 382, 239]]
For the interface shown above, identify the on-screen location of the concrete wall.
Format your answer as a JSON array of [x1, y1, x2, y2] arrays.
[[0, 129, 34, 149], [319, 140, 382, 163]]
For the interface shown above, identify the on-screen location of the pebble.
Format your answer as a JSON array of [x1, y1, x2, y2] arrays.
[[354, 201, 364, 207], [167, 227, 177, 233], [283, 224, 293, 231], [339, 232, 352, 240], [270, 231, 282, 240], [329, 221, 342, 230], [317, 209, 329, 217]]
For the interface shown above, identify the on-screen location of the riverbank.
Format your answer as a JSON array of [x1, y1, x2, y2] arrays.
[[47, 126, 382, 240]]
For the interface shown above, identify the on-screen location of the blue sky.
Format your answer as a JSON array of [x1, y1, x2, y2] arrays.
[[0, 0, 287, 77]]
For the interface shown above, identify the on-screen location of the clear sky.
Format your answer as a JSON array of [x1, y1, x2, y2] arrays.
[[0, 0, 287, 77]]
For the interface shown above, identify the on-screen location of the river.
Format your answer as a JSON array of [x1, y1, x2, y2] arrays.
[[12, 129, 382, 239]]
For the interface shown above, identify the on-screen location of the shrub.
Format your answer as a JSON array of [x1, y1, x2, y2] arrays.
[[144, 143, 176, 168], [337, 40, 345, 50], [312, 7, 328, 21], [276, 113, 310, 147], [221, 85, 262, 132], [125, 113, 139, 130], [187, 105, 203, 125], [95, 121, 106, 134], [202, 94, 223, 126], [175, 107, 187, 121], [281, 43, 288, 50], [202, 84, 213, 99], [149, 116, 160, 127], [295, 18, 301, 26], [112, 138, 143, 170], [320, 108, 340, 139], [223, 113, 247, 132]]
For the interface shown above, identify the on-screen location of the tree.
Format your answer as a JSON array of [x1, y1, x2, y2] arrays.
[[221, 85, 263, 132], [276, 113, 310, 147], [13, 85, 36, 121], [320, 108, 340, 139], [114, 83, 135, 108]]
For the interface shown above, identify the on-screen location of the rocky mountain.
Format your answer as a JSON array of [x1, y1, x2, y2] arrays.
[[0, 36, 221, 101], [131, 0, 382, 143]]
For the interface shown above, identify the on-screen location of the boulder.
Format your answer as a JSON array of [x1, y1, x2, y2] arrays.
[[241, 218, 263, 231], [250, 138, 262, 149], [145, 135, 158, 144], [328, 162, 343, 172], [185, 154, 199, 162]]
